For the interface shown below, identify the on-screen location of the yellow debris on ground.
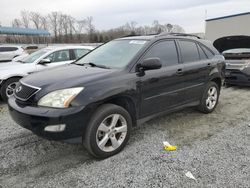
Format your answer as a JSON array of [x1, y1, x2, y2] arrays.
[[163, 141, 177, 151]]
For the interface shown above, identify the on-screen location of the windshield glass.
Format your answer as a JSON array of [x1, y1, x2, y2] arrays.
[[75, 40, 148, 68], [223, 48, 250, 54], [21, 49, 49, 63]]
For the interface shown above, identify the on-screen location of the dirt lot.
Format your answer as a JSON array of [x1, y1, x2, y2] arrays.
[[0, 86, 249, 188]]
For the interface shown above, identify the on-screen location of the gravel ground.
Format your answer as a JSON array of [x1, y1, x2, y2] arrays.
[[0, 86, 249, 188]]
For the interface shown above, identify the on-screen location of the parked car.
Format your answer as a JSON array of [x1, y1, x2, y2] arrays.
[[8, 33, 225, 158], [213, 35, 250, 86], [0, 45, 28, 62], [0, 46, 94, 101], [12, 45, 40, 62], [12, 53, 29, 62]]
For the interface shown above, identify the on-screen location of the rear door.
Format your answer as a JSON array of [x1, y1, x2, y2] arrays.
[[73, 49, 90, 60], [177, 39, 211, 103], [139, 40, 186, 117]]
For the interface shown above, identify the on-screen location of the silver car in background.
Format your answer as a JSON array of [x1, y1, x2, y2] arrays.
[[0, 45, 28, 62], [0, 45, 94, 101]]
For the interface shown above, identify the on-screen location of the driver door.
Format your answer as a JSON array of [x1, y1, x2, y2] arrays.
[[138, 40, 186, 118], [36, 49, 73, 71]]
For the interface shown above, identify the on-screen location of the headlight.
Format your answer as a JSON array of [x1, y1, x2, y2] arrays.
[[38, 87, 84, 108]]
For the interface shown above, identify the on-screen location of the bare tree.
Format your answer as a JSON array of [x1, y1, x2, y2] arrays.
[[75, 20, 86, 42], [84, 16, 95, 42], [124, 21, 137, 32], [8, 10, 186, 44], [67, 16, 76, 39], [48, 12, 59, 42], [40, 16, 49, 30], [20, 10, 30, 28], [76, 20, 86, 34], [30, 12, 42, 29], [172, 25, 185, 33], [166, 23, 173, 33], [12, 19, 22, 28]]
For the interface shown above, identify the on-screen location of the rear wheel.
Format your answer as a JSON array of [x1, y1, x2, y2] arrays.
[[198, 81, 219, 113], [0, 78, 20, 102], [83, 104, 132, 159]]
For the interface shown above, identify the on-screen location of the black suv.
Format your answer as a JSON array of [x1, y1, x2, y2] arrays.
[[8, 33, 225, 158]]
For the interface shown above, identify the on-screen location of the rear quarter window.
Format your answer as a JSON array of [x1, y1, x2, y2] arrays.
[[200, 45, 214, 59], [197, 44, 208, 60], [0, 47, 18, 52], [74, 49, 90, 59]]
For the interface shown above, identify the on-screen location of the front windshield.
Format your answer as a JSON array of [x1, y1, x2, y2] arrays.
[[75, 40, 148, 68], [223, 48, 250, 54], [21, 49, 49, 63]]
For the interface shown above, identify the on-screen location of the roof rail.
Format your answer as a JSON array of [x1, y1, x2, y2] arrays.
[[121, 34, 139, 38], [158, 32, 201, 39]]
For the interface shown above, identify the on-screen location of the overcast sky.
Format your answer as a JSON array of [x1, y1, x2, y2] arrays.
[[0, 0, 249, 33]]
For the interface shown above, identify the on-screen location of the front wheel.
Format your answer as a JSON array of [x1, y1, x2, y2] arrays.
[[0, 78, 20, 102], [198, 81, 220, 113], [83, 104, 132, 159]]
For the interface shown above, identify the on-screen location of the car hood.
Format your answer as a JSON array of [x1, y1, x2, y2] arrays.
[[213, 35, 250, 53], [21, 64, 119, 90], [0, 62, 23, 69]]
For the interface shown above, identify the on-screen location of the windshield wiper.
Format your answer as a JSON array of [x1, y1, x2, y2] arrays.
[[76, 62, 110, 69], [89, 62, 110, 69]]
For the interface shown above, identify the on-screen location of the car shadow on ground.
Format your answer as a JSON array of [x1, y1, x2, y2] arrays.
[[2, 107, 199, 178], [223, 85, 250, 90]]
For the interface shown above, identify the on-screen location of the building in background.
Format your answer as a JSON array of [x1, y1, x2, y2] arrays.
[[205, 12, 250, 41]]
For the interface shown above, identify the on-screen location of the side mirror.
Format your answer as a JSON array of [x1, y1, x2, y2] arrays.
[[39, 58, 51, 65], [139, 58, 162, 71]]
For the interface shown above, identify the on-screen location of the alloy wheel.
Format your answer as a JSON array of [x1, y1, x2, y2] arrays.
[[6, 82, 18, 98], [206, 86, 218, 110], [96, 114, 128, 152]]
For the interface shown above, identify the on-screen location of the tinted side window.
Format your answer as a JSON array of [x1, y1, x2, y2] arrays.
[[74, 49, 90, 59], [197, 44, 207, 60], [143, 40, 178, 66], [200, 45, 214, 59], [0, 47, 18, 52], [179, 40, 199, 63], [46, 50, 70, 63], [0, 47, 6, 52]]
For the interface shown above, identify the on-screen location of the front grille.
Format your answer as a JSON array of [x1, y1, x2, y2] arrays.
[[14, 82, 40, 101]]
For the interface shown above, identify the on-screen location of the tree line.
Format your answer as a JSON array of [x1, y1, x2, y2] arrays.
[[9, 10, 185, 43]]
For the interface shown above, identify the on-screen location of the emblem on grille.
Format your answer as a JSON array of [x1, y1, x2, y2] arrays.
[[16, 86, 22, 93]]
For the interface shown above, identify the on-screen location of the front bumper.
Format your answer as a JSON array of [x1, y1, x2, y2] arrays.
[[225, 69, 250, 86], [8, 97, 91, 141]]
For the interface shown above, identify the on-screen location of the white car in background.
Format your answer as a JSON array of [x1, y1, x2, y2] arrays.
[[0, 45, 28, 62], [0, 45, 94, 101]]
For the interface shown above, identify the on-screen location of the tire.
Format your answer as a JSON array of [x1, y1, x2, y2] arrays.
[[0, 78, 20, 102], [83, 104, 132, 159], [198, 81, 220, 114]]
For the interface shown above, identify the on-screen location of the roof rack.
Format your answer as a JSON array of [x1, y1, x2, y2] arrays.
[[121, 34, 139, 38], [157, 32, 201, 39]]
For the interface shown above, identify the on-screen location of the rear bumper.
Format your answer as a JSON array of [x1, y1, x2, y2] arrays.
[[8, 97, 91, 142], [225, 69, 250, 86]]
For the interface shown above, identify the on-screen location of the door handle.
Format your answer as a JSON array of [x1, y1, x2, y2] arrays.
[[176, 69, 183, 75]]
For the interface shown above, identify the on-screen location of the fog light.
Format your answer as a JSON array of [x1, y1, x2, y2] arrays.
[[44, 124, 66, 132]]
